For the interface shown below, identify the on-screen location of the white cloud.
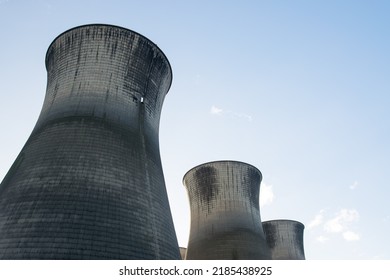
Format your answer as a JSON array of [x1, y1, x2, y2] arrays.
[[209, 105, 253, 121], [343, 231, 360, 241], [260, 183, 274, 209], [349, 181, 358, 190], [233, 112, 253, 122], [210, 105, 223, 115], [310, 208, 361, 243], [308, 210, 325, 229], [324, 209, 359, 233], [324, 218, 344, 233], [316, 235, 330, 243]]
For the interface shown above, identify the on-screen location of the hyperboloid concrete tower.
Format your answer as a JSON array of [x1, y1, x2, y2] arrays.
[[262, 220, 305, 260], [183, 160, 271, 259], [0, 24, 180, 259]]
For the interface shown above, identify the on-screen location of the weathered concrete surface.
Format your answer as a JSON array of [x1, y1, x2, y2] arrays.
[[262, 220, 305, 260], [0, 24, 180, 259], [183, 160, 271, 260]]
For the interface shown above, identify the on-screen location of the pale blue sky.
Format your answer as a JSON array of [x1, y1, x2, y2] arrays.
[[0, 0, 389, 259]]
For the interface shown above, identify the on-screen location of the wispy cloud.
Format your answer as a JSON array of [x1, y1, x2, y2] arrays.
[[309, 208, 361, 242], [260, 183, 274, 209], [343, 231, 360, 241], [324, 209, 359, 233], [210, 105, 253, 122], [210, 105, 223, 115], [316, 235, 330, 243], [308, 209, 325, 229], [349, 180, 358, 190], [232, 112, 253, 122]]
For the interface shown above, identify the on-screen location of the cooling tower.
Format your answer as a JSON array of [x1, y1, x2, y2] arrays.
[[0, 24, 180, 259], [183, 160, 271, 260], [262, 220, 305, 260]]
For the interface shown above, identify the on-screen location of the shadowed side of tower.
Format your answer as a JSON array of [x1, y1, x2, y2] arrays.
[[262, 220, 305, 260], [0, 24, 180, 259], [183, 160, 271, 260]]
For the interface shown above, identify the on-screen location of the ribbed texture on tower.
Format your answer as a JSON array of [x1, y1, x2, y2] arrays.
[[262, 220, 305, 260], [0, 24, 180, 259], [183, 160, 271, 260]]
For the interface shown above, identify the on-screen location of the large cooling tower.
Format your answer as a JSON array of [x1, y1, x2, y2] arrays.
[[183, 160, 271, 259], [0, 24, 180, 259], [262, 220, 305, 260]]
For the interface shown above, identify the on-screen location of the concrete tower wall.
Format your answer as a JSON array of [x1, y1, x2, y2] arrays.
[[183, 160, 271, 260], [262, 220, 305, 260], [0, 24, 180, 259]]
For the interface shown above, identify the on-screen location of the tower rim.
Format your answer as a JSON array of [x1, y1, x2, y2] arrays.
[[263, 219, 305, 229], [182, 160, 262, 185], [44, 23, 173, 93]]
